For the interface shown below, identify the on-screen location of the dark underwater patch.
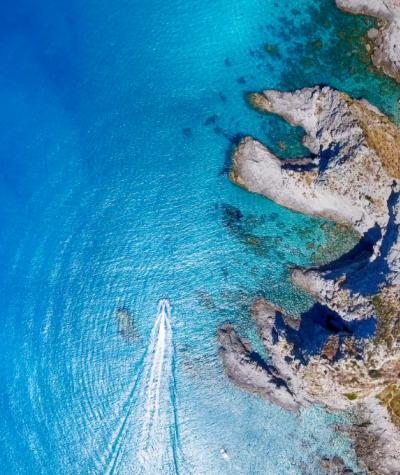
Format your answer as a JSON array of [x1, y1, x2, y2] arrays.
[[116, 307, 138, 342], [182, 127, 192, 137]]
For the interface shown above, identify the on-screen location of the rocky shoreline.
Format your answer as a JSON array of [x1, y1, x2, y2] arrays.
[[336, 0, 400, 83], [218, 2, 400, 473]]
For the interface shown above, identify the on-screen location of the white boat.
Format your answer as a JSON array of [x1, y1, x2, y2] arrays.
[[220, 448, 230, 461]]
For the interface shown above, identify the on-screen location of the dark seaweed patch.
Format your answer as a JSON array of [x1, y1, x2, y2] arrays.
[[203, 114, 218, 126], [182, 127, 192, 137], [221, 204, 282, 257]]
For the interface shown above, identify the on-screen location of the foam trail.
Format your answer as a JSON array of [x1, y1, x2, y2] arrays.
[[133, 299, 180, 475], [101, 300, 180, 475]]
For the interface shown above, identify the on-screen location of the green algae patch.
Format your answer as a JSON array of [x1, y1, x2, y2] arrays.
[[311, 38, 323, 50], [344, 392, 358, 401]]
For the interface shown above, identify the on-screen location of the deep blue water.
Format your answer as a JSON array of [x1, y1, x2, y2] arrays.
[[1, 0, 399, 473]]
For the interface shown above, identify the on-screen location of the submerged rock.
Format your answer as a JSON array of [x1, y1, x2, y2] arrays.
[[116, 307, 138, 342], [336, 0, 400, 83]]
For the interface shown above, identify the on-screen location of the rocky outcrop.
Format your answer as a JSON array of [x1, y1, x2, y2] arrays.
[[233, 86, 399, 234], [348, 397, 400, 475], [250, 298, 400, 413], [232, 86, 400, 323], [336, 0, 400, 83], [219, 85, 400, 473], [217, 324, 299, 411], [220, 298, 400, 474], [320, 456, 355, 475]]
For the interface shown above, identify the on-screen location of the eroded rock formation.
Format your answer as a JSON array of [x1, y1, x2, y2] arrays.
[[232, 86, 400, 323], [219, 86, 400, 474], [336, 0, 400, 83]]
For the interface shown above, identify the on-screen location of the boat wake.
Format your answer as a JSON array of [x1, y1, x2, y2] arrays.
[[133, 299, 180, 474], [102, 299, 180, 475]]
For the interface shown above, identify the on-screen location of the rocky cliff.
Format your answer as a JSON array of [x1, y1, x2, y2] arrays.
[[219, 86, 400, 474]]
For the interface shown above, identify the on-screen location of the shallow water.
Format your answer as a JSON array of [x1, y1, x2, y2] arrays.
[[0, 0, 399, 473]]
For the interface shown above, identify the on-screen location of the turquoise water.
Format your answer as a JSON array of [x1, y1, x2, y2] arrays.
[[1, 0, 399, 473]]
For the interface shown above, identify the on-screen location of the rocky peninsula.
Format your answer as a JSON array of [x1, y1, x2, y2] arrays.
[[219, 82, 400, 473], [233, 86, 400, 323], [336, 0, 400, 83]]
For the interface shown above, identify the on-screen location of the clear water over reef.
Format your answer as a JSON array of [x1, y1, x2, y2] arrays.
[[0, 0, 399, 473]]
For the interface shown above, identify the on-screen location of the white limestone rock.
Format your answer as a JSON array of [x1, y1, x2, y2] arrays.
[[336, 0, 400, 82], [232, 86, 400, 321], [217, 323, 299, 411]]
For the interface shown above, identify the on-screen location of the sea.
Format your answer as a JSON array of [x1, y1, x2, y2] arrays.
[[1, 0, 399, 473]]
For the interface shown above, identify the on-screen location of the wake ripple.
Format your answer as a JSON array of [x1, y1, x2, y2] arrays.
[[103, 299, 180, 475]]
